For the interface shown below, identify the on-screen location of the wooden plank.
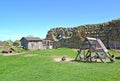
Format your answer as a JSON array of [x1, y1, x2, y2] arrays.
[[97, 39, 108, 52]]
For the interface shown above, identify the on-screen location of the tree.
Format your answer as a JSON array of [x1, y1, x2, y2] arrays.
[[3, 41, 10, 48], [13, 40, 20, 46]]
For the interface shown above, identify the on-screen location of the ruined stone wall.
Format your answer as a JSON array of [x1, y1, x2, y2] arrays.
[[46, 20, 120, 49]]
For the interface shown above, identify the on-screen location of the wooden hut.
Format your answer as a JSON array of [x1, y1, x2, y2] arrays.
[[20, 37, 43, 50]]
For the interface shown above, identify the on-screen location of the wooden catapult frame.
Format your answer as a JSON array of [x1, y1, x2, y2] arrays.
[[75, 37, 114, 63]]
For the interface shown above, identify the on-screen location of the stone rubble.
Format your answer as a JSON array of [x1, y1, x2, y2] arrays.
[[46, 19, 120, 49]]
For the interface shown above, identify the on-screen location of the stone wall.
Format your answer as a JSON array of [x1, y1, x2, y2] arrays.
[[46, 19, 120, 49]]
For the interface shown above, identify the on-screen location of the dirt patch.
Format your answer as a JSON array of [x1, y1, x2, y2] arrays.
[[24, 54, 38, 57], [1, 53, 22, 56], [53, 56, 73, 62]]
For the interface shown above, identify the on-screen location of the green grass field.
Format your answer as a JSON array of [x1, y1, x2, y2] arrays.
[[0, 48, 120, 81]]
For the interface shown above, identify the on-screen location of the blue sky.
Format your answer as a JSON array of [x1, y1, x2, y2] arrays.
[[0, 0, 120, 41]]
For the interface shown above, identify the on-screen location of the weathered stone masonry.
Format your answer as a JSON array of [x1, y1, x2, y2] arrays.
[[46, 20, 120, 49]]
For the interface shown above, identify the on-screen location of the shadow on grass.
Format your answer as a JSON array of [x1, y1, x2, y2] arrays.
[[71, 60, 114, 63], [115, 57, 120, 60], [70, 60, 102, 63]]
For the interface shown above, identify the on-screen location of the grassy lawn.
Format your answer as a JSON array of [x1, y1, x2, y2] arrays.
[[0, 48, 120, 81]]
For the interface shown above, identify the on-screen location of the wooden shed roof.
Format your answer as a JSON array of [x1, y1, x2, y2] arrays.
[[20, 37, 42, 42]]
